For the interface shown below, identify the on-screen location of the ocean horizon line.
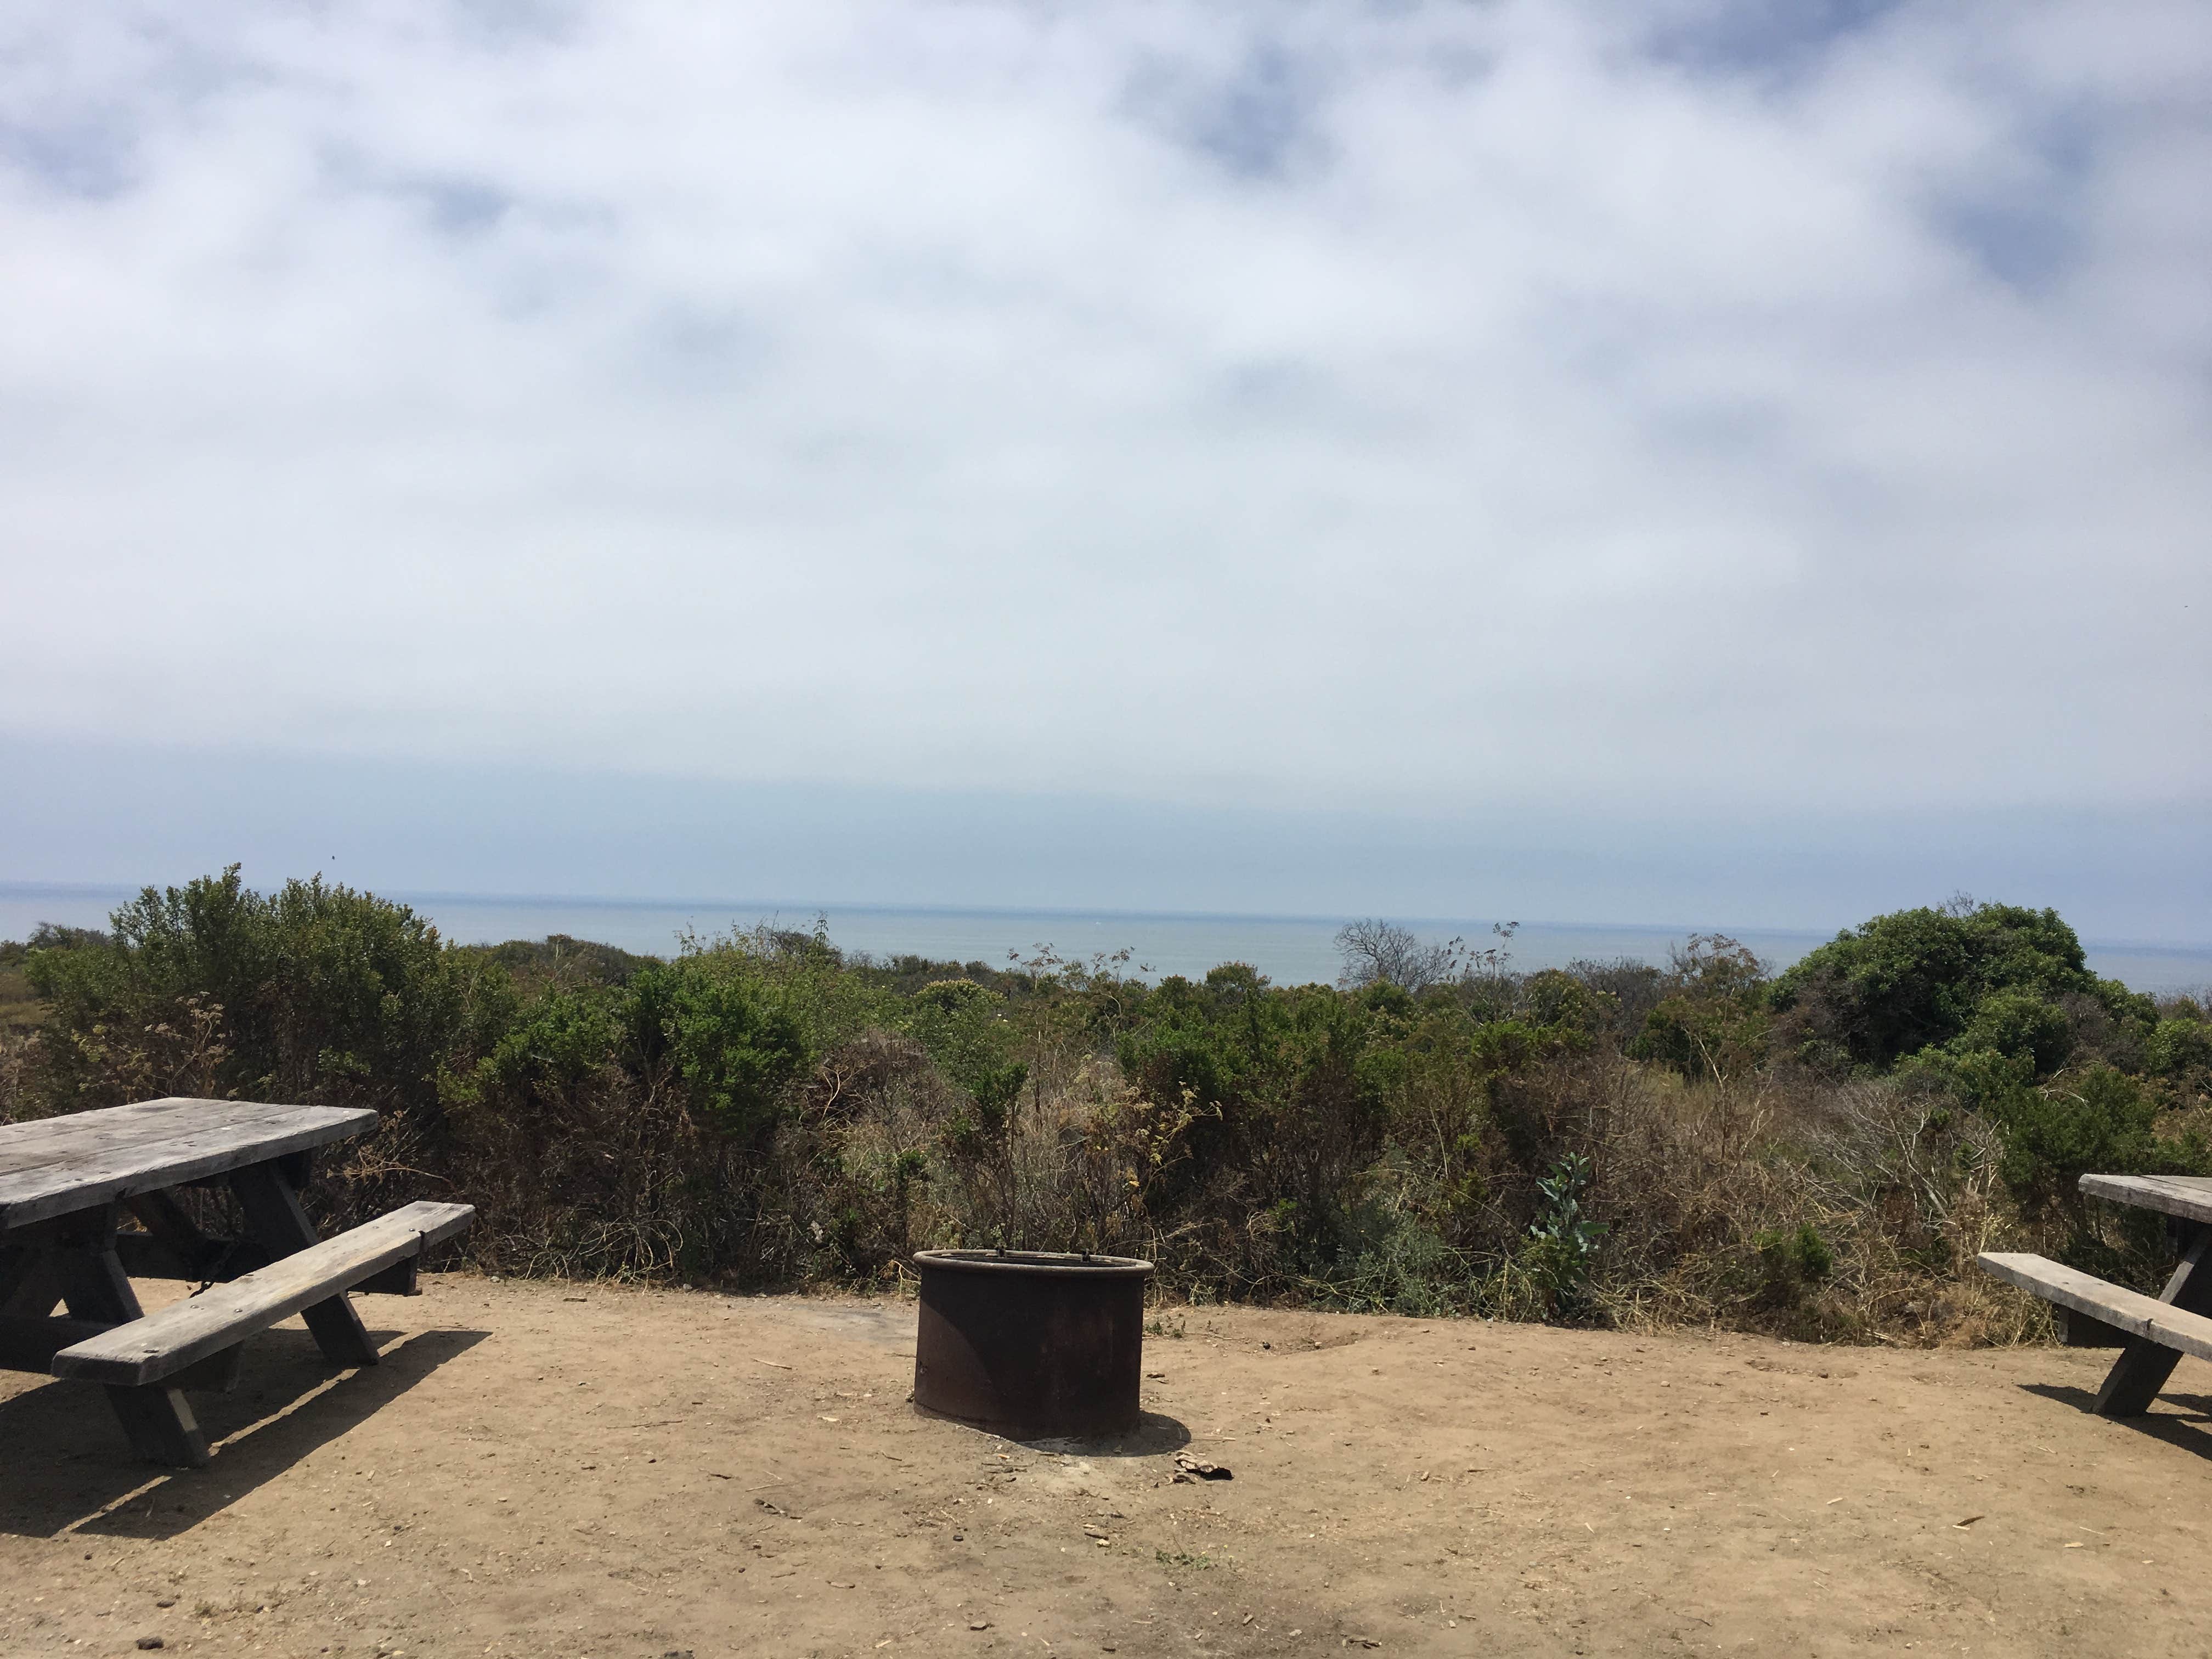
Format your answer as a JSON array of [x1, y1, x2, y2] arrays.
[[2, 878, 2208, 959], [0, 877, 1832, 939]]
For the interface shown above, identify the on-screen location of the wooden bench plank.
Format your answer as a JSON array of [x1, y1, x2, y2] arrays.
[[1978, 1251, 2212, 1364], [0, 1105, 377, 1229], [0, 1313, 245, 1383], [2079, 1174, 2212, 1227], [52, 1201, 475, 1387]]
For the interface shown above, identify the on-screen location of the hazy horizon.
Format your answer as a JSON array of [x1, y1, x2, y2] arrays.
[[10, 879, 2211, 998], [6, 873, 2207, 951], [3, 735, 2208, 948]]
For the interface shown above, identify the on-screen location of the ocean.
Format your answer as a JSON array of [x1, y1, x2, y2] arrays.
[[5, 883, 2210, 995]]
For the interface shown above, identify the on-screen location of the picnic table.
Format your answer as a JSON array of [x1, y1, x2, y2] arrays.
[[1982, 1173, 2212, 1417], [0, 1097, 472, 1466]]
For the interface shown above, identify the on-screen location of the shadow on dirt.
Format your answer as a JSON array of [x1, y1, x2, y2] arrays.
[[0, 1325, 488, 1541], [2019, 1382, 2212, 1462], [912, 1404, 1195, 1458], [1017, 1411, 1195, 1458]]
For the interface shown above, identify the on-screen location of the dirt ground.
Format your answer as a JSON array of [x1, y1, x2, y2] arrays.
[[4, 1277, 2212, 1658]]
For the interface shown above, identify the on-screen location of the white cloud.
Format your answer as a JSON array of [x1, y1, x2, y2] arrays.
[[3, 0, 2207, 830]]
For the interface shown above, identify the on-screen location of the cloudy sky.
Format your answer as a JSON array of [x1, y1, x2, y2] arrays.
[[3, 1, 2208, 938]]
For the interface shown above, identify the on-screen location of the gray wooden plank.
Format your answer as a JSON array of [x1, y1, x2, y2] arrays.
[[2079, 1174, 2212, 1226], [0, 1099, 245, 1163], [0, 1099, 324, 1177], [0, 1104, 309, 1190], [52, 1201, 476, 1386], [0, 1099, 304, 1176], [1978, 1251, 2212, 1365], [0, 1111, 370, 1227], [0, 1105, 377, 1229]]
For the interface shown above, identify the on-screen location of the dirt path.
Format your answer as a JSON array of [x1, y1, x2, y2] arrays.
[[3, 1276, 2210, 1657]]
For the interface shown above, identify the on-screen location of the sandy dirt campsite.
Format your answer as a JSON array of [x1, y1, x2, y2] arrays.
[[4, 1278, 2211, 1658]]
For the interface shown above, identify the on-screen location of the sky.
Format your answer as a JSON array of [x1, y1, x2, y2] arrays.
[[3, 1, 2208, 940]]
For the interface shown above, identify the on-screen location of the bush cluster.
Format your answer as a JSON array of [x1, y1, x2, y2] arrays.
[[3, 874, 2206, 1344]]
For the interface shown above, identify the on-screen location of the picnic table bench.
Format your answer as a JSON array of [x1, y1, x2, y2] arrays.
[[1980, 1173, 2212, 1417], [0, 1097, 472, 1466]]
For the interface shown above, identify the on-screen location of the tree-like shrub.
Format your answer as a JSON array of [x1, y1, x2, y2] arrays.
[[1630, 935, 1771, 1082], [625, 957, 811, 1147], [25, 866, 483, 1119], [1769, 900, 2146, 1073]]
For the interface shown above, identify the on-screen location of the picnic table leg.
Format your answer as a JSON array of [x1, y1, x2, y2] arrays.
[[0, 1242, 59, 1319], [2096, 1224, 2212, 1417], [228, 1161, 381, 1370], [43, 1207, 210, 1467]]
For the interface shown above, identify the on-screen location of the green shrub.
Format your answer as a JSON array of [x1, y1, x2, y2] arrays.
[[1521, 969, 1600, 1037], [1770, 901, 2099, 1070], [1952, 989, 2072, 1076], [1629, 935, 1771, 1081], [1979, 1064, 2168, 1210], [625, 957, 811, 1146], [1754, 1222, 1835, 1297], [1522, 1152, 1606, 1319], [900, 978, 1018, 1099], [1114, 964, 1390, 1294], [473, 988, 624, 1098], [2148, 1017, 2212, 1081]]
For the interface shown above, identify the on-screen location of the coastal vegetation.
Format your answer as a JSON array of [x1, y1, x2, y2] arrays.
[[3, 872, 2207, 1345]]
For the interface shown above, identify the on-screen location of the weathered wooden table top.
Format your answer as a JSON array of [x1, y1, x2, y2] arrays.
[[2080, 1173, 2212, 1226], [0, 1098, 377, 1230]]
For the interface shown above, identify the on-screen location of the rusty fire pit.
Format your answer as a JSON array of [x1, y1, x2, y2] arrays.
[[911, 1249, 1154, 1440]]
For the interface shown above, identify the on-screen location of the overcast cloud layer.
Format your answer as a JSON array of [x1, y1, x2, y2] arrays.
[[3, 2, 2208, 930]]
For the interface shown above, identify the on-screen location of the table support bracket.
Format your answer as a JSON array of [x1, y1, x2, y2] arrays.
[[2097, 1224, 2212, 1417], [229, 1162, 380, 1370]]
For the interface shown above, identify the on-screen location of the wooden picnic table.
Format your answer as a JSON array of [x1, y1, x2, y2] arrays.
[[1982, 1173, 2212, 1418], [0, 1097, 472, 1466]]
